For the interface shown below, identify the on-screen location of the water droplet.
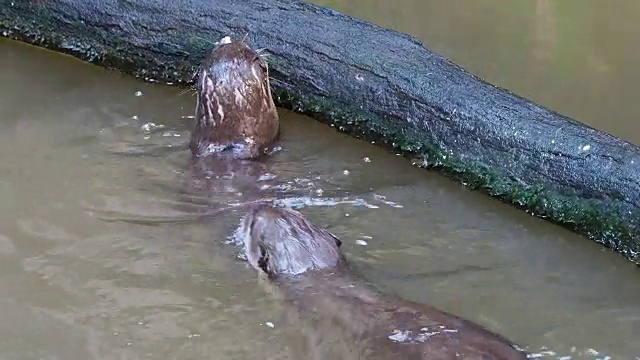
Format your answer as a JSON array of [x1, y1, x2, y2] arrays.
[[141, 122, 157, 132]]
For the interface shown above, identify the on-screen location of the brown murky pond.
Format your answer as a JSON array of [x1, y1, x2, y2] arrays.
[[1, 2, 639, 358]]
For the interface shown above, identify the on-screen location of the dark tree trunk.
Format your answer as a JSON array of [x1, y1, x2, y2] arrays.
[[2, 0, 639, 264]]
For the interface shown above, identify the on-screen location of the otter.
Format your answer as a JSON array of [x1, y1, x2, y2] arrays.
[[233, 204, 529, 360], [189, 36, 279, 160], [178, 36, 281, 212]]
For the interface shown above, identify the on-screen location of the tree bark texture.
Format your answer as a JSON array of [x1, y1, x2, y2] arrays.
[[2, 0, 639, 264]]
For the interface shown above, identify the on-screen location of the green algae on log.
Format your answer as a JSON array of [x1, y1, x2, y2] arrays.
[[2, 0, 639, 264]]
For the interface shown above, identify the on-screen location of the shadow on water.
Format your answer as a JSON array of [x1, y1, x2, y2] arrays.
[[1, 35, 640, 359]]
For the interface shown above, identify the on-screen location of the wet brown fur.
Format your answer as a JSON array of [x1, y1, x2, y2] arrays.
[[234, 205, 529, 360], [190, 38, 279, 160]]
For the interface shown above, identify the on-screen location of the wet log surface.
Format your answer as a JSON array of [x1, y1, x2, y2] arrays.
[[2, 0, 639, 264]]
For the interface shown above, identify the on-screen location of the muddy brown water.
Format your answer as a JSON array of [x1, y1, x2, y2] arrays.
[[0, 10, 639, 358]]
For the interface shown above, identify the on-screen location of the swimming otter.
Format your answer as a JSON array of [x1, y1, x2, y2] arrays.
[[189, 36, 279, 160], [233, 205, 529, 360]]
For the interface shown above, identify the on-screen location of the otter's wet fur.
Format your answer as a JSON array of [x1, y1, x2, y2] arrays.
[[233, 204, 529, 360], [190, 36, 279, 160]]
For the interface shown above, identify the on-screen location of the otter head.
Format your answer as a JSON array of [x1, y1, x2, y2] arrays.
[[190, 36, 279, 160], [234, 205, 345, 277]]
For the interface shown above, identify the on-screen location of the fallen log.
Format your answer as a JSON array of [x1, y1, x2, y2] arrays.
[[2, 0, 639, 264]]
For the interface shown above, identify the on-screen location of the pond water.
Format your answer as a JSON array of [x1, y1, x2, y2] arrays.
[[1, 23, 639, 360]]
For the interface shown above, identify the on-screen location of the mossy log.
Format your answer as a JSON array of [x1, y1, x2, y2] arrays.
[[2, 0, 639, 264]]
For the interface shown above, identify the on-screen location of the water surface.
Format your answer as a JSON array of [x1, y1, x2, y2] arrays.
[[1, 38, 639, 359]]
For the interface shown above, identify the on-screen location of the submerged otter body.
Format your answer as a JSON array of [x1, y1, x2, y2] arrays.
[[234, 205, 528, 360], [190, 37, 279, 160]]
